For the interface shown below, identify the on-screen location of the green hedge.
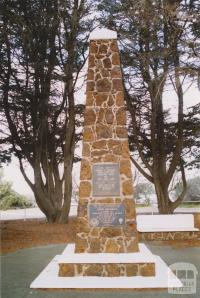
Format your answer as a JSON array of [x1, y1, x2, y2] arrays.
[[0, 180, 32, 210]]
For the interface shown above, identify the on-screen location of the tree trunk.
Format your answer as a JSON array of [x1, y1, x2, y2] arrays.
[[34, 186, 70, 223], [30, 153, 73, 223], [154, 179, 172, 214]]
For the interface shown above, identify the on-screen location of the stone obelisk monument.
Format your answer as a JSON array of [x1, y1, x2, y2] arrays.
[[76, 33, 139, 254], [31, 30, 182, 289], [58, 29, 155, 277]]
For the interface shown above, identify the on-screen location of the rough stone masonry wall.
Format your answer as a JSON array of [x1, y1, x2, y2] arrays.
[[75, 39, 139, 254], [59, 262, 155, 277], [139, 231, 200, 241]]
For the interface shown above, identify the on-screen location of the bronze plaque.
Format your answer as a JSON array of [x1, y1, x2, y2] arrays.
[[92, 163, 120, 196], [89, 203, 125, 227]]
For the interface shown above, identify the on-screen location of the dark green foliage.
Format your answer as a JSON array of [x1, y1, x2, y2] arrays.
[[0, 0, 94, 222], [98, 0, 200, 213]]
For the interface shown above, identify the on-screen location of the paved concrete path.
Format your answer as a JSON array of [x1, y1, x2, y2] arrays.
[[1, 242, 200, 298], [1, 206, 199, 221]]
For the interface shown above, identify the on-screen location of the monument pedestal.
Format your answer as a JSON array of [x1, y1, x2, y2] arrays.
[[58, 244, 155, 277], [30, 243, 182, 289]]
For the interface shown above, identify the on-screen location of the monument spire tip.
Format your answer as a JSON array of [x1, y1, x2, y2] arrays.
[[89, 28, 117, 41]]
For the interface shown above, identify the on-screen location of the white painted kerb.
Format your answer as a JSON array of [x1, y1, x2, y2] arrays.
[[89, 28, 117, 40]]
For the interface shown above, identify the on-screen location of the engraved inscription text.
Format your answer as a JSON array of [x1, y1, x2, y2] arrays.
[[92, 163, 120, 196]]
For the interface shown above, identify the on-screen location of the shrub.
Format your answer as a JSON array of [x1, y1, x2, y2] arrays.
[[0, 192, 32, 210], [0, 172, 32, 210]]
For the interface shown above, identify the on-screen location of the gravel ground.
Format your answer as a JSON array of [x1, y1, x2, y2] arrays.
[[1, 219, 77, 253]]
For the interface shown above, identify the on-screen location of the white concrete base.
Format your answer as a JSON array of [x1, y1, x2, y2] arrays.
[[30, 243, 182, 289], [58, 243, 156, 264]]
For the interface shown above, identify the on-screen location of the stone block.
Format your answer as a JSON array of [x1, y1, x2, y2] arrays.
[[97, 78, 111, 92], [103, 154, 119, 162], [108, 95, 114, 106], [77, 216, 87, 225], [124, 199, 136, 219], [121, 141, 130, 157], [108, 139, 121, 148], [120, 159, 132, 178], [92, 140, 107, 149], [95, 73, 101, 81], [83, 127, 94, 142], [82, 143, 90, 157], [86, 91, 94, 106], [84, 109, 96, 125], [126, 237, 139, 252], [79, 225, 90, 234], [111, 67, 121, 78], [140, 263, 155, 277], [77, 202, 88, 218], [112, 53, 120, 65], [96, 124, 112, 139], [101, 69, 109, 77], [105, 109, 114, 124], [105, 239, 119, 252], [98, 44, 108, 54], [79, 181, 91, 197], [112, 144, 122, 155], [88, 55, 95, 67], [59, 264, 75, 277], [124, 225, 137, 237], [103, 57, 112, 68], [116, 91, 124, 106], [100, 228, 123, 238], [90, 228, 100, 237], [75, 236, 88, 253], [95, 93, 108, 106], [116, 108, 126, 125], [105, 264, 120, 277], [126, 264, 138, 276], [84, 264, 103, 276], [110, 41, 118, 52], [91, 149, 108, 157], [80, 159, 91, 180], [122, 180, 134, 196], [116, 127, 127, 138], [87, 69, 94, 80], [96, 108, 105, 123], [87, 81, 95, 91], [113, 79, 123, 91], [90, 41, 98, 54], [89, 238, 101, 253], [96, 54, 104, 60]]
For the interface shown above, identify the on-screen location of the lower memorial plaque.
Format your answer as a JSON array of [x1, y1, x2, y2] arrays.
[[89, 204, 125, 227]]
